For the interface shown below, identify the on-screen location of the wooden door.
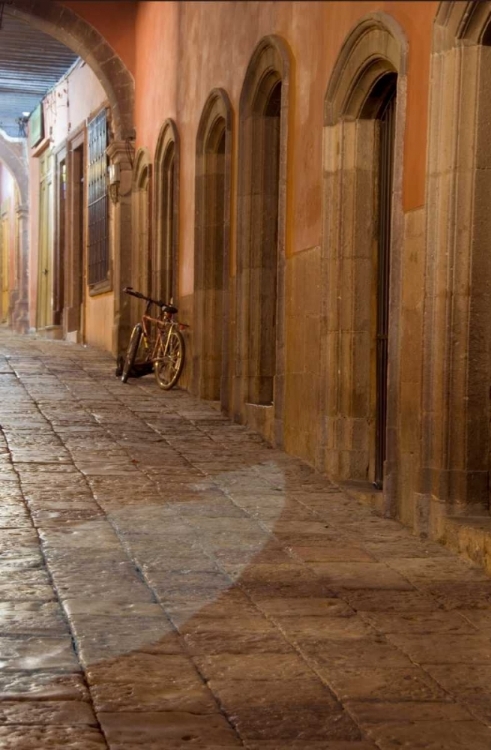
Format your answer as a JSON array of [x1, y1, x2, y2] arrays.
[[37, 152, 54, 330]]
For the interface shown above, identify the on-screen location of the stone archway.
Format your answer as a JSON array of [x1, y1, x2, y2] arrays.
[[193, 88, 233, 410], [8, 0, 135, 354], [235, 35, 292, 447], [320, 13, 407, 511], [154, 120, 180, 306], [0, 130, 29, 332], [9, 0, 134, 141]]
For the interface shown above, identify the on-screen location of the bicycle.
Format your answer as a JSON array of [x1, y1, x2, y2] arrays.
[[121, 287, 188, 389]]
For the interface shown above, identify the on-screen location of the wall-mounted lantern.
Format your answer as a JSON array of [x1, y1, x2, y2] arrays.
[[107, 162, 120, 204]]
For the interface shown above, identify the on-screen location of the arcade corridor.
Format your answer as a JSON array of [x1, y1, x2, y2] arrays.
[[0, 328, 491, 749], [4, 1, 491, 746]]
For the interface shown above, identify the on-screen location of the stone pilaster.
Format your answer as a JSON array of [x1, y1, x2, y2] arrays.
[[106, 139, 135, 358]]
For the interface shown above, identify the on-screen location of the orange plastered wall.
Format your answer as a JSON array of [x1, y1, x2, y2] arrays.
[[128, 1, 436, 296], [59, 1, 435, 217], [61, 0, 137, 76], [134, 1, 179, 153]]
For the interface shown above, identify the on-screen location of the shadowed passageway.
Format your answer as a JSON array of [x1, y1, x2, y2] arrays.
[[1, 329, 491, 749]]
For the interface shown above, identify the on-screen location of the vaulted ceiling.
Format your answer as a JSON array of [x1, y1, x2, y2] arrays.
[[0, 10, 77, 137]]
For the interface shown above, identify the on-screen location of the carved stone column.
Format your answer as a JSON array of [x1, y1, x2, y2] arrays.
[[107, 139, 134, 358]]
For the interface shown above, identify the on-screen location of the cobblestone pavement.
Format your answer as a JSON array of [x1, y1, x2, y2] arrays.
[[1, 329, 491, 749]]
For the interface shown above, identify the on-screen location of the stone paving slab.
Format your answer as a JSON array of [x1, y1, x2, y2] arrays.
[[1, 330, 491, 748]]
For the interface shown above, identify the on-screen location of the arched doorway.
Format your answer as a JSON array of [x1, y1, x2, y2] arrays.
[[194, 89, 232, 407], [322, 14, 407, 505], [235, 36, 291, 446], [154, 120, 180, 305]]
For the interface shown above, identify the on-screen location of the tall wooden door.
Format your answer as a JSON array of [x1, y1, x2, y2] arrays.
[[74, 143, 85, 340], [37, 152, 54, 330], [54, 156, 66, 327]]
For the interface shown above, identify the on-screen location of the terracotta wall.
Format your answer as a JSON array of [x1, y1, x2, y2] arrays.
[[131, 1, 437, 301], [134, 2, 178, 152], [61, 0, 137, 76]]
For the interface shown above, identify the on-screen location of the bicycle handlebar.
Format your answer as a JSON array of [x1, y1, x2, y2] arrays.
[[123, 287, 177, 313]]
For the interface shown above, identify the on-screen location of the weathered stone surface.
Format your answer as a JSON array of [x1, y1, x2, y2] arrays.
[[0, 671, 88, 700], [366, 721, 491, 750], [341, 590, 440, 612], [99, 711, 242, 746], [386, 557, 489, 583], [359, 610, 473, 634], [0, 584, 55, 601], [91, 678, 217, 713], [86, 653, 204, 685], [194, 654, 315, 681], [209, 678, 340, 711], [257, 597, 355, 618], [345, 700, 472, 725], [231, 707, 361, 741], [303, 638, 414, 669], [386, 632, 491, 664], [0, 601, 68, 634], [324, 666, 448, 702], [421, 581, 491, 610], [0, 727, 107, 749], [273, 616, 373, 643], [63, 599, 165, 618], [422, 663, 491, 721], [0, 637, 78, 670], [181, 617, 292, 654], [291, 545, 375, 562], [245, 743, 378, 750], [2, 331, 491, 748], [0, 700, 96, 725], [309, 562, 414, 591]]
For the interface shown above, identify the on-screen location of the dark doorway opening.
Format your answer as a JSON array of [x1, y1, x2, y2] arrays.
[[373, 78, 397, 489]]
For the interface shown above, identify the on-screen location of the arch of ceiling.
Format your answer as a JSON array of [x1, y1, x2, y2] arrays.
[[8, 0, 134, 141]]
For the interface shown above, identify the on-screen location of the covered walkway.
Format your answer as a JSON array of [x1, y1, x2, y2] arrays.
[[0, 329, 491, 749]]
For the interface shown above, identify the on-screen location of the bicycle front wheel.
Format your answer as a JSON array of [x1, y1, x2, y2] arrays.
[[121, 324, 143, 383], [154, 329, 185, 390]]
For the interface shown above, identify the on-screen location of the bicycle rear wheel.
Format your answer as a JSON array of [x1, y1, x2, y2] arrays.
[[122, 324, 143, 383], [154, 328, 185, 390]]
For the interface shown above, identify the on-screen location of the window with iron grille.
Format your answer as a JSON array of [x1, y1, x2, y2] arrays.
[[87, 109, 109, 286]]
